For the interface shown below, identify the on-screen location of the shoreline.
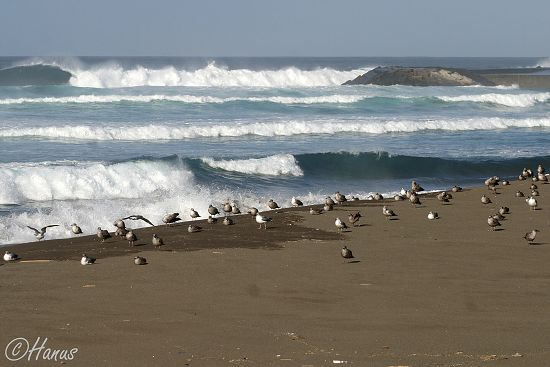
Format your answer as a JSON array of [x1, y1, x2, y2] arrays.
[[1, 179, 550, 366]]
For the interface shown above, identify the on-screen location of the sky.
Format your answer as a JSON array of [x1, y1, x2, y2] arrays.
[[1, 0, 549, 57]]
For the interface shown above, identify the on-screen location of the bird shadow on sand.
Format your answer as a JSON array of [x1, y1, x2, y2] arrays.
[[388, 218, 399, 221], [528, 242, 545, 246], [346, 260, 361, 264], [132, 243, 148, 247], [493, 228, 505, 232]]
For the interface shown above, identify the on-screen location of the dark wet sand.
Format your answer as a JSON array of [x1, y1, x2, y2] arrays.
[[1, 180, 550, 366]]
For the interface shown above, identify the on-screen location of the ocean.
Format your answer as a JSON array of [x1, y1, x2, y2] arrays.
[[1, 56, 549, 245]]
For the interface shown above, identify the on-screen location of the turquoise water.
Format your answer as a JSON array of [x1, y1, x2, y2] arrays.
[[0, 56, 549, 244]]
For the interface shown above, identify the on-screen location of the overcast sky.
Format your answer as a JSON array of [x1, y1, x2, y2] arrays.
[[1, 0, 549, 57]]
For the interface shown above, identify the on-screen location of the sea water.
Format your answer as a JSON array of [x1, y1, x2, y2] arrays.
[[0, 56, 549, 244]]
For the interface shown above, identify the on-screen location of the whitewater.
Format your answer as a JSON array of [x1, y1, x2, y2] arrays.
[[1, 56, 549, 245]]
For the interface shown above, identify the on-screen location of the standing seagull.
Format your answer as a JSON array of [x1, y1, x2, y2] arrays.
[[115, 226, 128, 237], [3, 251, 19, 261], [113, 219, 126, 229], [341, 246, 354, 261], [208, 204, 220, 217], [162, 213, 181, 225], [411, 180, 424, 193], [126, 230, 137, 247], [325, 196, 335, 206], [323, 203, 334, 212], [207, 215, 217, 224], [523, 229, 539, 244], [134, 256, 147, 265], [27, 224, 59, 241], [71, 223, 83, 235], [231, 204, 241, 215], [291, 197, 303, 207], [189, 208, 201, 220], [152, 234, 164, 248], [335, 217, 348, 233], [335, 192, 347, 204], [247, 207, 259, 216], [223, 202, 232, 216], [527, 196, 538, 211], [488, 216, 501, 231], [255, 213, 272, 229], [409, 193, 421, 207], [80, 254, 96, 265], [223, 216, 234, 226], [382, 206, 397, 220], [348, 212, 362, 227], [267, 199, 279, 210], [97, 227, 111, 242]]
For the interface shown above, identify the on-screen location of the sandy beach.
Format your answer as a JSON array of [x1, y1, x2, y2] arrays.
[[1, 179, 550, 366]]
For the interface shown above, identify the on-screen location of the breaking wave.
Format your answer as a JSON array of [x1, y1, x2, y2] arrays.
[[201, 154, 303, 176], [438, 92, 550, 107], [1, 117, 550, 141]]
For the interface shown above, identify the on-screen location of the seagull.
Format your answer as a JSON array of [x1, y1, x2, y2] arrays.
[[382, 205, 397, 220], [488, 216, 501, 231], [335, 217, 348, 233], [409, 193, 421, 206], [350, 195, 360, 201], [394, 194, 405, 201], [223, 216, 233, 226], [223, 202, 232, 215], [481, 195, 492, 204], [484, 176, 500, 190], [524, 229, 539, 244], [207, 215, 217, 224], [208, 205, 220, 216], [123, 215, 154, 226], [323, 203, 334, 212], [348, 212, 362, 227], [499, 206, 510, 215], [492, 213, 505, 221], [97, 227, 111, 242], [3, 251, 19, 261], [188, 224, 202, 233], [518, 175, 526, 181], [325, 196, 335, 206], [126, 230, 137, 246], [437, 191, 452, 203], [189, 208, 201, 220], [531, 190, 540, 197], [255, 213, 272, 229], [516, 191, 525, 198], [335, 192, 347, 204], [501, 180, 510, 186], [162, 213, 181, 225], [71, 223, 83, 235], [530, 183, 538, 190], [115, 226, 128, 237], [373, 193, 383, 201], [538, 173, 548, 183], [309, 207, 323, 215], [152, 234, 164, 248], [427, 211, 438, 220], [291, 197, 303, 207], [134, 256, 147, 265], [26, 224, 59, 241], [267, 199, 279, 210], [411, 180, 424, 193], [522, 168, 533, 178], [247, 207, 259, 216], [113, 219, 126, 229], [538, 164, 545, 174], [527, 196, 538, 210], [341, 246, 354, 260], [80, 254, 96, 265], [231, 204, 241, 215], [451, 185, 463, 193]]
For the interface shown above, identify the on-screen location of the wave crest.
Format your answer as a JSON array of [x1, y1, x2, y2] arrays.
[[201, 154, 303, 176], [438, 92, 550, 107]]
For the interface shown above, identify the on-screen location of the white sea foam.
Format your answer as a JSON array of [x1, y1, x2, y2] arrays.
[[2, 117, 550, 141], [0, 159, 193, 205], [66, 62, 370, 88], [201, 154, 303, 176], [438, 92, 550, 107], [0, 94, 366, 105]]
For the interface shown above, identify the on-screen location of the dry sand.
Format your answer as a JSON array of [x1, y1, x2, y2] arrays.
[[1, 180, 550, 366]]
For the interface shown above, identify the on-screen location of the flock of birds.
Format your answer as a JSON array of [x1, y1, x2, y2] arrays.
[[2, 164, 547, 265]]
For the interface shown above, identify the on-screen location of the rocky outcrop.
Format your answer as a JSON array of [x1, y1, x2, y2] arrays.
[[343, 66, 495, 87]]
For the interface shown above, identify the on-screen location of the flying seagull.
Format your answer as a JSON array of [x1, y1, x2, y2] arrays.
[[27, 224, 59, 241], [123, 215, 154, 226]]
